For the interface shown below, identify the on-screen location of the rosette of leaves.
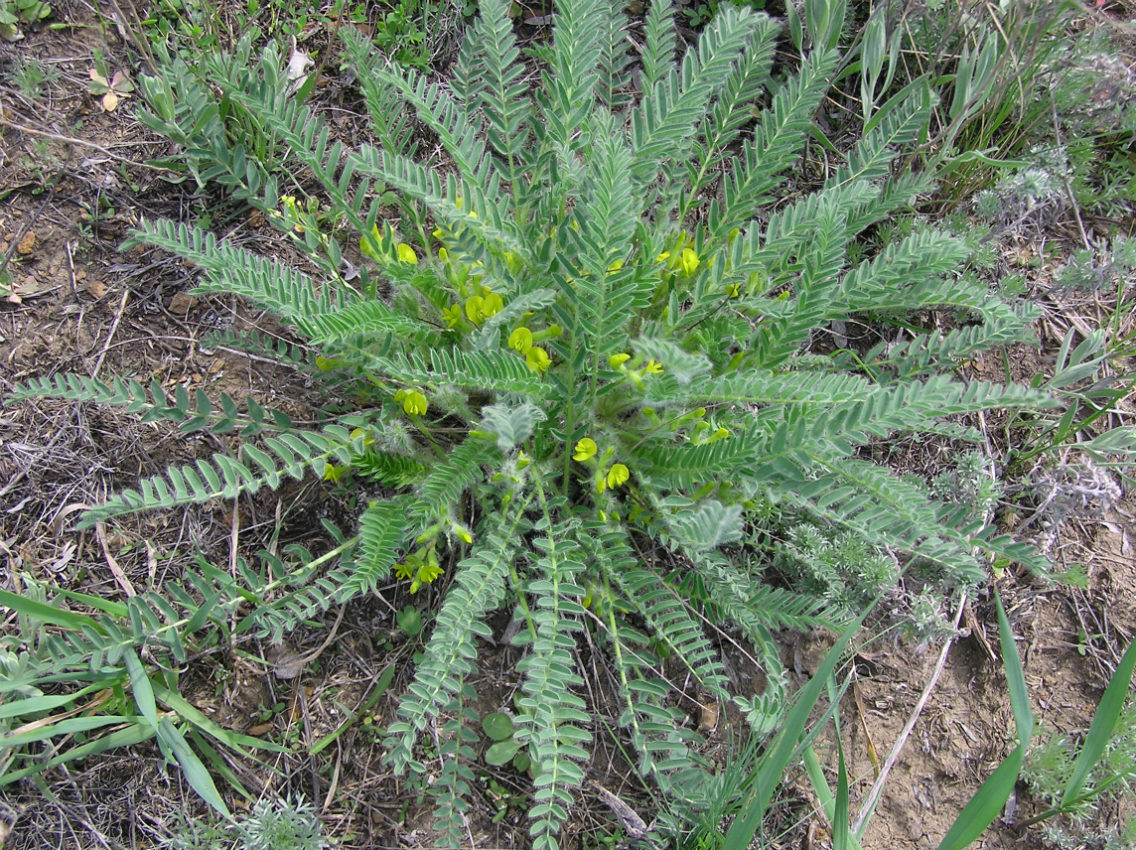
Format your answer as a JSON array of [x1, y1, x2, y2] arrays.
[[10, 0, 1056, 843]]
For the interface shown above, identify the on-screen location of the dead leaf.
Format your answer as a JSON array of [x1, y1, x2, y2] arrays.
[[590, 782, 649, 839], [110, 70, 134, 94], [16, 230, 34, 255], [696, 698, 719, 733], [168, 291, 196, 313], [268, 643, 306, 679], [286, 46, 313, 83], [85, 279, 107, 298], [15, 275, 49, 299], [89, 68, 132, 111], [286, 40, 313, 95]]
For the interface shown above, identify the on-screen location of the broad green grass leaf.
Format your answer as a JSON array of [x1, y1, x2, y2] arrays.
[[0, 588, 101, 631], [0, 685, 105, 720], [1, 714, 142, 748], [1060, 637, 1136, 809], [725, 613, 864, 846], [938, 748, 1024, 850], [0, 724, 156, 787], [997, 593, 1034, 744], [833, 736, 852, 850], [187, 729, 255, 801], [124, 648, 159, 731], [154, 685, 287, 753], [50, 586, 130, 618], [938, 592, 1034, 850], [157, 718, 232, 819]]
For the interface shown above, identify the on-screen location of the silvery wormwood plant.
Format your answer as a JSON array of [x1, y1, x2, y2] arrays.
[[6, 0, 1055, 844]]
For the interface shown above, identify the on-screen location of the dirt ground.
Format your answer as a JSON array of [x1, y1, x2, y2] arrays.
[[2, 2, 1136, 849]]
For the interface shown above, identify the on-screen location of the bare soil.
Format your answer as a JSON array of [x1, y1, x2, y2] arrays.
[[2, 3, 1136, 849]]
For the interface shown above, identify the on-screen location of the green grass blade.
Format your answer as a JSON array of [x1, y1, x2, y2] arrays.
[[124, 648, 160, 731], [997, 593, 1034, 744], [187, 729, 255, 800], [938, 592, 1034, 850], [804, 745, 835, 822], [310, 665, 394, 757], [157, 718, 232, 819], [938, 747, 1025, 850], [0, 724, 156, 787], [1060, 637, 1136, 808], [0, 684, 106, 720], [1, 715, 145, 748], [154, 685, 287, 753], [725, 614, 864, 846], [0, 588, 102, 631], [833, 735, 852, 850], [51, 586, 130, 619]]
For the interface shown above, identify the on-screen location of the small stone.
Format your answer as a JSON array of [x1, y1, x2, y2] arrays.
[[16, 230, 35, 255]]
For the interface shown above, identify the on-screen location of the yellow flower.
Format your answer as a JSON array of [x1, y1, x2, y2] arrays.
[[482, 290, 503, 317], [360, 223, 385, 261], [525, 346, 551, 373], [508, 326, 534, 353], [724, 281, 741, 298], [465, 294, 486, 322], [644, 359, 663, 375], [607, 259, 624, 274], [442, 304, 463, 328], [464, 288, 504, 322], [605, 463, 630, 489], [322, 464, 349, 483], [573, 438, 597, 462], [393, 562, 415, 580], [655, 251, 671, 264], [680, 248, 700, 275], [410, 561, 444, 594], [396, 389, 428, 416], [432, 227, 445, 240], [609, 352, 631, 368], [418, 562, 443, 582], [396, 243, 418, 264]]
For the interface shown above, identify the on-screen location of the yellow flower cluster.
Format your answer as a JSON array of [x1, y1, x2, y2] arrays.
[[393, 543, 443, 594], [608, 352, 664, 387], [572, 437, 630, 493], [464, 286, 504, 323], [507, 323, 561, 374]]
